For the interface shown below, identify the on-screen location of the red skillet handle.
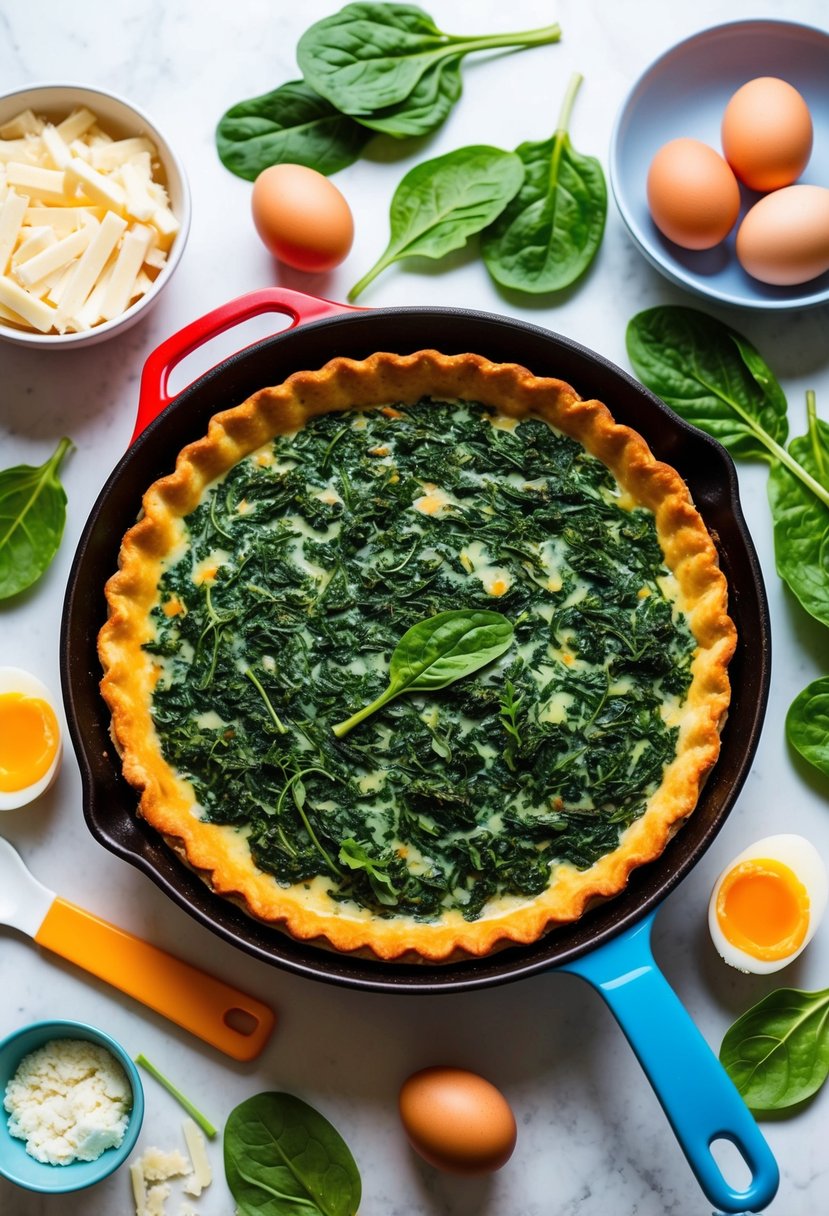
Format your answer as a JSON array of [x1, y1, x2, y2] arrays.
[[130, 288, 359, 444]]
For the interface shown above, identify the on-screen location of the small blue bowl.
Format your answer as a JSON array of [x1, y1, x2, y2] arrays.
[[610, 19, 829, 311], [0, 1020, 144, 1193]]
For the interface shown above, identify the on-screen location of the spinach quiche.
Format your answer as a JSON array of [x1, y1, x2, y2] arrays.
[[99, 350, 735, 960]]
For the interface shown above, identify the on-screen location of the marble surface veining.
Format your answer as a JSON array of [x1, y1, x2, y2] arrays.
[[2, 1, 829, 1213]]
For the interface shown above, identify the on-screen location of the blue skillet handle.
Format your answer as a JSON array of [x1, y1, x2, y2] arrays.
[[560, 910, 779, 1213]]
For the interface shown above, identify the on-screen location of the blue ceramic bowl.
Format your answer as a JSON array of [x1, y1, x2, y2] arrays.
[[0, 1020, 144, 1193], [610, 19, 829, 310]]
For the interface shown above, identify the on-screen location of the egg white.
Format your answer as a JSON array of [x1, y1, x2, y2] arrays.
[[0, 667, 63, 811], [708, 834, 828, 974]]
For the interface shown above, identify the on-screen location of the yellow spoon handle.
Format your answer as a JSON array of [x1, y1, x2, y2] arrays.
[[35, 896, 275, 1061]]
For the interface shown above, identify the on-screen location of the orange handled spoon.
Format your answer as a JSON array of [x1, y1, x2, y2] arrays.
[[0, 836, 275, 1060]]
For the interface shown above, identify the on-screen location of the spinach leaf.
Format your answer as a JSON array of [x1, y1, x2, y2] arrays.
[[482, 72, 606, 294], [339, 837, 398, 904], [786, 677, 829, 776], [626, 306, 790, 461], [768, 392, 829, 627], [720, 987, 829, 1113], [354, 53, 463, 138], [297, 3, 560, 133], [348, 144, 524, 299], [216, 80, 372, 180], [332, 608, 514, 737], [224, 1092, 361, 1216], [627, 309, 829, 777], [0, 437, 72, 600]]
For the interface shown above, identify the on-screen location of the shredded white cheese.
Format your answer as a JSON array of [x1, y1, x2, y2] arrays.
[[3, 1037, 131, 1165], [0, 104, 179, 333], [131, 1122, 213, 1216]]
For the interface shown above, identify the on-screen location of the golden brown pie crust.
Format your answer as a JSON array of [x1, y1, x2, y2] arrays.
[[99, 351, 736, 961]]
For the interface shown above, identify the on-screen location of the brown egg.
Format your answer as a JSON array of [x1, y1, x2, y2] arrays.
[[251, 164, 354, 272], [722, 77, 813, 193], [736, 184, 829, 285], [398, 1066, 517, 1174], [646, 138, 740, 250]]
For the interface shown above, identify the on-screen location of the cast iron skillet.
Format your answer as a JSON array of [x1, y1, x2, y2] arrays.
[[62, 289, 775, 1212]]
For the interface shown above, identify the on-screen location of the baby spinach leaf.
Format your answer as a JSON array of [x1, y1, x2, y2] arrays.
[[332, 608, 514, 737], [626, 306, 790, 460], [224, 1092, 361, 1216], [768, 394, 829, 627], [720, 987, 829, 1113], [0, 437, 72, 600], [786, 678, 829, 776], [216, 80, 372, 180], [482, 72, 607, 294], [348, 144, 524, 299], [297, 3, 560, 128], [355, 53, 463, 138]]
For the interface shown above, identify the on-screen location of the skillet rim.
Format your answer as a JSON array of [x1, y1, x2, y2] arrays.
[[60, 303, 771, 994]]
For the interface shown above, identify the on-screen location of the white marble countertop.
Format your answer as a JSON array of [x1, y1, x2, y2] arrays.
[[2, 1, 829, 1213]]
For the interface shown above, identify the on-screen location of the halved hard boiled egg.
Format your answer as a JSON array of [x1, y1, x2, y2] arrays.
[[0, 667, 62, 810], [708, 834, 827, 974]]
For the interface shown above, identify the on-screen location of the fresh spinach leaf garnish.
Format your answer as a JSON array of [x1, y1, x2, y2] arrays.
[[332, 608, 514, 737], [720, 987, 829, 1113], [482, 73, 607, 294], [216, 80, 373, 180], [348, 145, 524, 300], [297, 3, 561, 138], [147, 400, 695, 920], [0, 437, 72, 600], [224, 1091, 361, 1216]]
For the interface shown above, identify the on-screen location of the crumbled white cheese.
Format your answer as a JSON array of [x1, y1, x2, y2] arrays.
[[4, 1037, 131, 1165], [131, 1123, 213, 1216], [141, 1145, 191, 1181], [146, 1181, 171, 1216]]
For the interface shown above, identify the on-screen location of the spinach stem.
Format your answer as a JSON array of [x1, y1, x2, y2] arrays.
[[806, 390, 825, 481], [332, 687, 396, 738], [548, 71, 583, 202], [245, 666, 287, 734], [348, 255, 395, 302], [441, 22, 561, 52], [0, 436, 72, 556], [555, 71, 583, 136], [48, 436, 73, 472], [135, 1053, 217, 1138], [697, 374, 829, 510], [280, 768, 342, 876]]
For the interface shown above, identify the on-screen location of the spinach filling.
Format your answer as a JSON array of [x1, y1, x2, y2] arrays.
[[147, 399, 696, 921]]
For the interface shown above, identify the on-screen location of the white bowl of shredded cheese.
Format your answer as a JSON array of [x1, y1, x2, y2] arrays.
[[0, 82, 190, 347], [0, 1019, 143, 1192]]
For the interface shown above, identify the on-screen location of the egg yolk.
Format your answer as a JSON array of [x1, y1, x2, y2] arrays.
[[716, 858, 810, 961], [0, 693, 60, 792]]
